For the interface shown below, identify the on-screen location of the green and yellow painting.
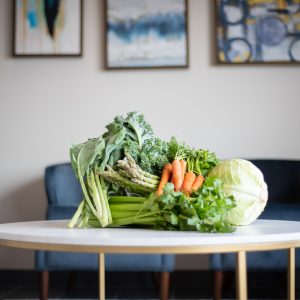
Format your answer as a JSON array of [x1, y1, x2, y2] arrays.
[[216, 0, 300, 63], [14, 0, 81, 55]]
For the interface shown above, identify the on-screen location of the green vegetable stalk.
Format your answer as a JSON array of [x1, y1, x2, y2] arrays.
[[125, 153, 160, 180], [68, 112, 157, 228], [96, 177, 236, 233], [99, 166, 156, 195], [68, 139, 112, 228], [186, 149, 220, 176], [116, 160, 159, 185], [68, 111, 228, 232]]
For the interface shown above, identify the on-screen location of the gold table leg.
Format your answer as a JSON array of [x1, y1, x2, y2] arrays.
[[236, 251, 247, 300], [288, 247, 295, 300], [99, 253, 105, 300]]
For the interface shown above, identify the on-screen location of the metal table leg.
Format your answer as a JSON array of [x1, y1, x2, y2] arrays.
[[288, 247, 295, 300], [236, 251, 247, 300], [99, 253, 105, 300]]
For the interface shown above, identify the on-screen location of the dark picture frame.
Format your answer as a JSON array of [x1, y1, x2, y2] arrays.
[[13, 0, 83, 57], [104, 0, 189, 69], [215, 0, 300, 65]]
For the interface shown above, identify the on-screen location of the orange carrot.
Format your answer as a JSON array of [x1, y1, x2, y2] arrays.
[[157, 163, 173, 195], [171, 159, 182, 191], [179, 160, 186, 190], [171, 176, 175, 185], [182, 172, 196, 195], [191, 175, 205, 193]]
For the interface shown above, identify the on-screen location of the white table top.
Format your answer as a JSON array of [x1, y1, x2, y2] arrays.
[[0, 219, 300, 254]]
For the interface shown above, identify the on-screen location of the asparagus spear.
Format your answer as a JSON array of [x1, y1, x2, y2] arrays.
[[99, 166, 156, 195], [116, 160, 159, 185], [125, 153, 160, 180]]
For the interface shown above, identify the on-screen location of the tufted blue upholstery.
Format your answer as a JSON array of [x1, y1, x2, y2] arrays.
[[210, 160, 300, 271], [45, 163, 82, 207], [35, 163, 175, 273]]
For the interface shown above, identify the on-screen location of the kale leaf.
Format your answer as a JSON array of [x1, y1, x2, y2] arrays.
[[124, 138, 170, 175], [124, 111, 154, 146], [109, 111, 154, 147]]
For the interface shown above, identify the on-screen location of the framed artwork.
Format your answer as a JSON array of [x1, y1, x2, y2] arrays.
[[13, 0, 83, 57], [105, 0, 189, 69], [215, 0, 300, 64]]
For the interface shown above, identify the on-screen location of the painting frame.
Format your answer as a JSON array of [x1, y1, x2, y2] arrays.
[[13, 0, 83, 57], [104, 0, 189, 70], [214, 0, 300, 65]]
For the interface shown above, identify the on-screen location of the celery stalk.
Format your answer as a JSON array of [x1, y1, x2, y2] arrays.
[[112, 217, 157, 226], [100, 176, 112, 224], [78, 172, 101, 223], [88, 171, 103, 220], [109, 196, 146, 204], [68, 200, 85, 228], [109, 203, 144, 211]]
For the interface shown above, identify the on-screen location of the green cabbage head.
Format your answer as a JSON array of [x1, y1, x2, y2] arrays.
[[208, 159, 268, 226]]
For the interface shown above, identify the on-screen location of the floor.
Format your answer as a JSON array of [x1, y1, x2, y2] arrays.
[[0, 270, 299, 299]]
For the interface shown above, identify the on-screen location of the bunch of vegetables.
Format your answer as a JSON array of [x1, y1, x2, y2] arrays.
[[68, 112, 268, 233], [69, 112, 154, 228], [156, 158, 204, 196], [107, 178, 236, 233]]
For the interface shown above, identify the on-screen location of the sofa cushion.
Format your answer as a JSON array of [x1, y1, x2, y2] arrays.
[[250, 160, 300, 203], [36, 251, 175, 272], [260, 203, 300, 221], [218, 249, 300, 271], [45, 163, 82, 207]]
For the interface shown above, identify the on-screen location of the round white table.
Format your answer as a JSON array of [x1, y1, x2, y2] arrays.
[[0, 219, 300, 300]]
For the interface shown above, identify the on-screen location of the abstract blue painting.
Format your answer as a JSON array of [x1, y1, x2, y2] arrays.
[[14, 0, 82, 56], [216, 0, 300, 64], [105, 0, 188, 68]]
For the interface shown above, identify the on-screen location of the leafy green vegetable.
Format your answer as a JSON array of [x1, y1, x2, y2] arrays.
[[105, 177, 236, 233], [167, 137, 189, 160], [68, 111, 230, 233], [190, 177, 236, 232], [124, 136, 219, 176], [208, 159, 268, 226], [153, 178, 236, 232], [125, 138, 170, 175], [78, 138, 105, 176], [124, 111, 154, 146], [100, 124, 126, 171], [69, 137, 111, 228], [186, 149, 220, 176], [108, 111, 154, 147], [69, 112, 157, 228]]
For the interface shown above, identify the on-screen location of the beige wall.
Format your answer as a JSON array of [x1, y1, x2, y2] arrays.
[[0, 0, 300, 270]]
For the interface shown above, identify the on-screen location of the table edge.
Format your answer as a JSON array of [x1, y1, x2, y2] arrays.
[[1, 238, 300, 254]]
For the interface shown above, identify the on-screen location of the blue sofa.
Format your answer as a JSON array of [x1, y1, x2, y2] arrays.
[[210, 159, 300, 300], [35, 163, 175, 300]]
